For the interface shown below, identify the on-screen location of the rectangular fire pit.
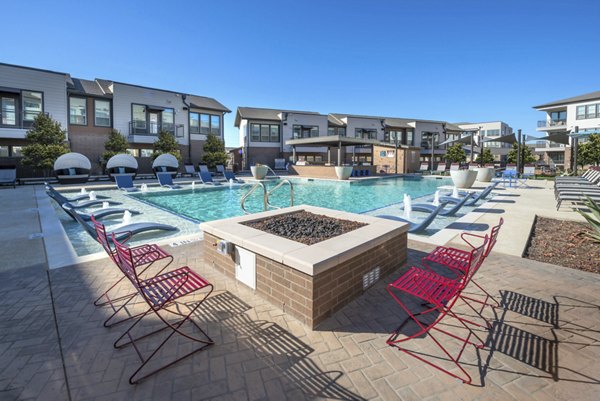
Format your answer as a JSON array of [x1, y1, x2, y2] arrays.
[[200, 205, 408, 329]]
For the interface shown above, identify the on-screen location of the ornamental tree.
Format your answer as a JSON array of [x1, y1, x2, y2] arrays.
[[578, 134, 600, 167], [444, 143, 467, 163], [21, 113, 69, 176], [102, 129, 129, 164], [476, 147, 495, 165], [152, 130, 181, 162], [202, 134, 228, 169], [507, 142, 537, 164]]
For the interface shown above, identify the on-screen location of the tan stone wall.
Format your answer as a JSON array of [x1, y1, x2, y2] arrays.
[[203, 231, 407, 329]]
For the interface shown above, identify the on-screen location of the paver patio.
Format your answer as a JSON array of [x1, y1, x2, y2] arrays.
[[1, 183, 599, 400]]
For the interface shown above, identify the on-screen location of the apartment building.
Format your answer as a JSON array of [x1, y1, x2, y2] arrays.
[[456, 121, 514, 163], [533, 90, 600, 170], [235, 106, 465, 170], [0, 62, 230, 176]]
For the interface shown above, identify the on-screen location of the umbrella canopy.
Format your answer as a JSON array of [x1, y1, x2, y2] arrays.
[[106, 153, 138, 170], [535, 131, 570, 145], [439, 133, 477, 146], [481, 133, 517, 144], [54, 152, 91, 171], [152, 153, 179, 169]]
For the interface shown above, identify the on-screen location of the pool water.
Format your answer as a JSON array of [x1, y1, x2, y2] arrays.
[[130, 176, 453, 222]]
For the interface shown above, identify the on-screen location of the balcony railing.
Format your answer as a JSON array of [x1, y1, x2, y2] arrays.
[[129, 121, 183, 137], [537, 119, 567, 128]]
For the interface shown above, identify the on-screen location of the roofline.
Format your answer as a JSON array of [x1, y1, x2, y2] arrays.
[[454, 121, 511, 126], [533, 94, 600, 110], [101, 80, 230, 112], [0, 62, 68, 76]]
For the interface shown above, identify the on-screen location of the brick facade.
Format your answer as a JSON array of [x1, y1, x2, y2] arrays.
[[203, 232, 407, 329]]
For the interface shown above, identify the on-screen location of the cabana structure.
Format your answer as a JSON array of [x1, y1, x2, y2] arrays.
[[53, 152, 91, 184], [152, 153, 179, 177], [106, 154, 138, 179], [285, 135, 420, 178]]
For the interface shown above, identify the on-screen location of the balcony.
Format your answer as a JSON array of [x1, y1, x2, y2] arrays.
[[537, 119, 567, 130], [128, 121, 183, 139]]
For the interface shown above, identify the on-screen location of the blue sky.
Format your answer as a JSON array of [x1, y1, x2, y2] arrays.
[[2, 0, 599, 146]]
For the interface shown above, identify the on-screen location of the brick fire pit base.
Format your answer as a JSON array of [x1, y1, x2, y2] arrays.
[[201, 206, 408, 329]]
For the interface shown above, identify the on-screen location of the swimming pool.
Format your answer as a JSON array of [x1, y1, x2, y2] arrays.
[[130, 176, 453, 222]]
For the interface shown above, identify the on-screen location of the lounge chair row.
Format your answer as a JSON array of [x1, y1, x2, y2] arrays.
[[554, 167, 600, 210], [376, 182, 498, 233]]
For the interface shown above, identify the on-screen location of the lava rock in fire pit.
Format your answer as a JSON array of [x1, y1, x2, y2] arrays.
[[243, 211, 367, 245]]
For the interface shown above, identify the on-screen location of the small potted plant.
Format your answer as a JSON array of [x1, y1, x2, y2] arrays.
[[251, 163, 268, 180]]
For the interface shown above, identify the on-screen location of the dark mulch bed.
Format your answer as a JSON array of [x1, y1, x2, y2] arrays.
[[243, 211, 367, 245], [525, 216, 600, 274]]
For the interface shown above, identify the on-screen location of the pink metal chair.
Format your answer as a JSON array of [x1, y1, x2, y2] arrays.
[[387, 235, 489, 384], [112, 234, 214, 384], [90, 216, 173, 327], [422, 217, 504, 313]]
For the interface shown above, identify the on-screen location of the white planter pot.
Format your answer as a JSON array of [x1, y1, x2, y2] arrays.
[[475, 167, 495, 182], [251, 165, 268, 180], [450, 169, 477, 189], [335, 166, 353, 180]]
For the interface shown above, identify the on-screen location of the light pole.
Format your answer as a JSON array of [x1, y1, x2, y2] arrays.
[[429, 131, 437, 174]]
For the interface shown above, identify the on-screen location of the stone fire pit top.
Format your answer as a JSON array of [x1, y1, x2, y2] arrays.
[[199, 205, 408, 276]]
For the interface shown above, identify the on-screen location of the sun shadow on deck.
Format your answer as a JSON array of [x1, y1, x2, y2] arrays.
[[445, 222, 490, 231], [471, 208, 505, 214], [200, 291, 366, 401]]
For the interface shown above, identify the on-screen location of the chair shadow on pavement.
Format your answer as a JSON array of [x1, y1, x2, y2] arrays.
[[199, 291, 367, 401], [475, 291, 600, 387]]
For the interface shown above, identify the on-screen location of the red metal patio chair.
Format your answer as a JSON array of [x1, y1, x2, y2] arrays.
[[111, 234, 214, 384], [90, 216, 173, 327], [387, 235, 489, 384], [422, 217, 504, 314]]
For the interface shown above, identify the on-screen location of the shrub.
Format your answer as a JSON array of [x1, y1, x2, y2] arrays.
[[102, 129, 129, 164], [202, 134, 228, 169], [21, 113, 69, 176], [152, 130, 181, 162], [444, 143, 466, 163], [578, 196, 600, 243]]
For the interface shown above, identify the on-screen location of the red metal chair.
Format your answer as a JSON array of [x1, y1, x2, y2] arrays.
[[387, 235, 489, 384], [90, 216, 173, 327], [422, 217, 504, 313], [111, 234, 214, 384]]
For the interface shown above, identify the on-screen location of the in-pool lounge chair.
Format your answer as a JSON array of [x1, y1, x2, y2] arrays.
[[47, 187, 121, 209], [45, 183, 109, 201], [410, 191, 473, 216], [115, 174, 140, 192], [198, 170, 221, 185], [443, 182, 498, 207], [377, 203, 446, 234], [157, 172, 182, 189], [0, 166, 17, 188], [64, 206, 177, 242], [63, 204, 141, 221]]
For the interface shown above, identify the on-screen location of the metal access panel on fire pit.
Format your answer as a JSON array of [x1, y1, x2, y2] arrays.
[[235, 246, 256, 290]]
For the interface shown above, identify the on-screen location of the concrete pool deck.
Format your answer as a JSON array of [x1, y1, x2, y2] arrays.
[[0, 179, 598, 400]]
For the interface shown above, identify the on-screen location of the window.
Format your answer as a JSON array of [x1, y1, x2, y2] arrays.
[[293, 125, 319, 139], [486, 129, 500, 137], [127, 148, 139, 157], [210, 115, 220, 136], [269, 125, 279, 142], [479, 130, 486, 136], [22, 91, 42, 123], [327, 127, 346, 136], [0, 146, 8, 157], [132, 104, 146, 129], [550, 111, 566, 121], [11, 146, 23, 157], [162, 108, 175, 133], [355, 128, 377, 139], [577, 106, 586, 120], [94, 99, 111, 127], [406, 130, 414, 145], [200, 114, 210, 134], [1, 95, 17, 126], [69, 97, 87, 125], [189, 113, 200, 134], [250, 123, 280, 142], [140, 149, 153, 158], [586, 104, 597, 119]]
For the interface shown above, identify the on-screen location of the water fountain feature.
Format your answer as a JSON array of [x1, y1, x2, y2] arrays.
[[403, 194, 412, 219]]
